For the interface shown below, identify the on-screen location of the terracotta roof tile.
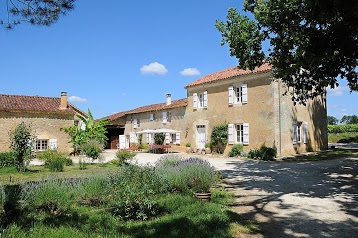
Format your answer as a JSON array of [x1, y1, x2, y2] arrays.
[[102, 98, 188, 122], [186, 63, 272, 87], [0, 94, 81, 114]]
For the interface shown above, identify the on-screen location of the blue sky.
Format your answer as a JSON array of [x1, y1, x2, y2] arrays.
[[0, 0, 356, 120]]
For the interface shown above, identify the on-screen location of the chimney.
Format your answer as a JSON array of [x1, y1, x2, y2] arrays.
[[166, 93, 172, 106], [60, 92, 67, 110]]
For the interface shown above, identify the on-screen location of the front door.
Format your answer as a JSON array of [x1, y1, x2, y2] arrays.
[[197, 125, 206, 150], [119, 135, 126, 149], [110, 136, 119, 149]]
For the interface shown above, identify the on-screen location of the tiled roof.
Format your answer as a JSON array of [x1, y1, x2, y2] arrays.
[[0, 94, 83, 115], [186, 63, 272, 87], [101, 98, 188, 122]]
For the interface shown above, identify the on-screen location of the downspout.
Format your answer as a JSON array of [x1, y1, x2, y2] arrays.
[[278, 78, 282, 157]]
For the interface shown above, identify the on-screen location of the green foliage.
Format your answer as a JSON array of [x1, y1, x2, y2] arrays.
[[205, 143, 211, 148], [340, 115, 358, 124], [328, 132, 358, 143], [138, 143, 149, 150], [328, 124, 358, 133], [79, 158, 87, 170], [113, 150, 136, 166], [0, 152, 16, 167], [80, 140, 104, 161], [2, 0, 75, 29], [37, 150, 71, 172], [327, 116, 338, 125], [185, 142, 191, 147], [77, 176, 111, 206], [155, 156, 218, 193], [63, 109, 110, 154], [154, 133, 165, 145], [216, 1, 358, 103], [228, 144, 243, 157], [247, 145, 277, 161], [211, 123, 228, 154], [9, 122, 36, 172]]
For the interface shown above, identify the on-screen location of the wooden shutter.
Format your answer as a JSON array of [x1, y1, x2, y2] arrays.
[[193, 93, 198, 110], [133, 119, 137, 129], [303, 123, 308, 144], [49, 139, 58, 150], [242, 84, 248, 103], [228, 86, 234, 105], [130, 132, 135, 143], [292, 122, 297, 144], [150, 113, 154, 121], [165, 132, 170, 145], [203, 91, 208, 108], [176, 132, 181, 145], [228, 124, 234, 145], [146, 133, 150, 143], [243, 123, 249, 145], [163, 112, 167, 124]]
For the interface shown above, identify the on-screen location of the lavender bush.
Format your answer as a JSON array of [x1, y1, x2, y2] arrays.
[[155, 156, 218, 193]]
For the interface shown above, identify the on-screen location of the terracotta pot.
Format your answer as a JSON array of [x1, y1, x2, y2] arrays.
[[194, 192, 211, 201], [205, 148, 211, 154]]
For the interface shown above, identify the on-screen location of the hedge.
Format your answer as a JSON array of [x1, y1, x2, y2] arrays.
[[328, 124, 358, 133]]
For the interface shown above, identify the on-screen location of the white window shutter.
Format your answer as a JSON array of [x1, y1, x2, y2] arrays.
[[203, 91, 208, 108], [228, 124, 234, 145], [242, 84, 248, 103], [165, 132, 170, 145], [150, 113, 154, 121], [292, 123, 297, 144], [130, 132, 135, 143], [49, 139, 58, 150], [146, 133, 150, 143], [228, 86, 234, 105], [134, 133, 138, 143], [176, 132, 181, 145], [243, 123, 249, 145], [163, 112, 167, 124], [303, 123, 308, 144], [133, 119, 137, 129], [193, 93, 198, 110]]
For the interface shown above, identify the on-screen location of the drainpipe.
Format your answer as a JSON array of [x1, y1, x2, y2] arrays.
[[278, 78, 282, 157]]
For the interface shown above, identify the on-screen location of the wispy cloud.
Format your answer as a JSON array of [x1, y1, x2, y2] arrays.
[[180, 68, 200, 76], [68, 96, 88, 103], [327, 86, 348, 97], [140, 62, 168, 75]]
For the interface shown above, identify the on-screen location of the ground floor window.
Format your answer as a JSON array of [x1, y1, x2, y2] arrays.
[[228, 123, 249, 145], [293, 121, 302, 144], [236, 124, 244, 144], [36, 139, 48, 151]]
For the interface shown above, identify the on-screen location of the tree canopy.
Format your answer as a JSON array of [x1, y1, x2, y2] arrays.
[[327, 116, 338, 125], [1, 0, 75, 29], [340, 115, 358, 124], [216, 0, 358, 103]]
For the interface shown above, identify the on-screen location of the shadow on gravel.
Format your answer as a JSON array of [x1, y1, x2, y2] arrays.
[[220, 156, 358, 238]]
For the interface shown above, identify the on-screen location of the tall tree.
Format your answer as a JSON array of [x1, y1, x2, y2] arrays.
[[1, 0, 75, 29], [340, 115, 358, 124], [216, 0, 358, 103], [327, 115, 338, 125]]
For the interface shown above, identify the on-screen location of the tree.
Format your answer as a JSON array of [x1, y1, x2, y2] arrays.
[[216, 1, 358, 103], [210, 123, 228, 154], [63, 109, 110, 153], [9, 122, 36, 172], [340, 115, 358, 124], [327, 116, 338, 125], [1, 0, 75, 29]]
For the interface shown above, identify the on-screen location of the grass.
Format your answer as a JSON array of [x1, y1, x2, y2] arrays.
[[289, 148, 357, 161], [328, 132, 358, 143], [0, 163, 118, 185]]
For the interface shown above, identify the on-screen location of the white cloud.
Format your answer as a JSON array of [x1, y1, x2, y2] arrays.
[[68, 96, 88, 103], [140, 62, 168, 75], [327, 86, 348, 97], [180, 68, 201, 76]]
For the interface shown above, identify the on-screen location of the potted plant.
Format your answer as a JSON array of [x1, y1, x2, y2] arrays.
[[185, 143, 193, 153]]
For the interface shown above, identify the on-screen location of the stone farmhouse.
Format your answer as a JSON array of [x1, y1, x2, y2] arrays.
[[103, 64, 328, 156], [0, 92, 87, 154]]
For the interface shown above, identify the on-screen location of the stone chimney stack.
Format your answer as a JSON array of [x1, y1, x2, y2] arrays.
[[166, 93, 172, 106], [60, 92, 67, 110]]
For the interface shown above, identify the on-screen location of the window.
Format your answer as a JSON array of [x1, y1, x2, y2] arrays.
[[150, 113, 155, 121], [163, 112, 167, 124], [193, 91, 207, 109], [293, 121, 302, 144], [133, 119, 138, 129], [228, 84, 248, 105], [228, 123, 249, 145], [168, 111, 172, 122], [36, 139, 48, 151], [303, 123, 308, 144]]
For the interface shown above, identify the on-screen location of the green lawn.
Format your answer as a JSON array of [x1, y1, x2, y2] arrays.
[[328, 132, 358, 143], [289, 148, 357, 162]]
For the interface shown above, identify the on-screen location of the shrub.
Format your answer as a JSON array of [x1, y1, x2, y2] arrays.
[[328, 124, 358, 133], [77, 176, 111, 206], [211, 123, 228, 154], [37, 150, 70, 172], [228, 144, 243, 157], [247, 149, 260, 159], [81, 140, 104, 161], [110, 164, 167, 220], [9, 122, 36, 172], [0, 152, 16, 167], [154, 133, 165, 145], [138, 143, 149, 150], [113, 150, 136, 166], [247, 145, 277, 161], [185, 143, 191, 147], [155, 156, 218, 193]]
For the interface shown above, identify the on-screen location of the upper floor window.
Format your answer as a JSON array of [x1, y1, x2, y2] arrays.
[[133, 119, 140, 129], [168, 111, 172, 122], [228, 84, 248, 105], [193, 91, 207, 110], [150, 113, 155, 121]]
